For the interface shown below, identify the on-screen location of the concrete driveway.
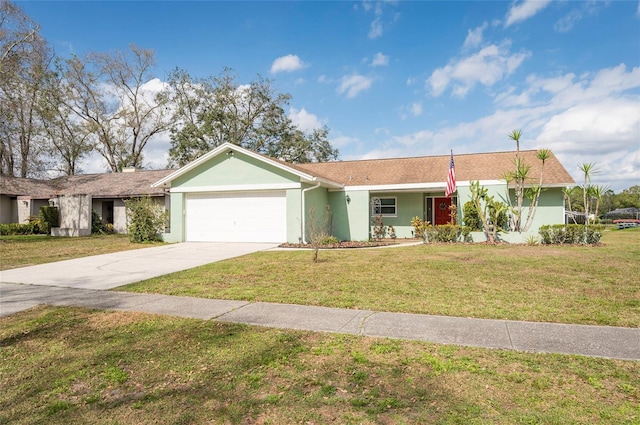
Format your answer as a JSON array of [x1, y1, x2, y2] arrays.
[[0, 242, 278, 290]]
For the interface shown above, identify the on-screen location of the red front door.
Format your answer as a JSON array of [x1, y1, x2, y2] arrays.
[[434, 197, 452, 225]]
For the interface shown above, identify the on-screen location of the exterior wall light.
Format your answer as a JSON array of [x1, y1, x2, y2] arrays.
[[345, 194, 351, 204]]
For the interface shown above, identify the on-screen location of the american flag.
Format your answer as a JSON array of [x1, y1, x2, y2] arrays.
[[445, 150, 456, 198]]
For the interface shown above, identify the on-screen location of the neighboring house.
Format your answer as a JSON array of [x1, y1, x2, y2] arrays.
[[153, 142, 575, 244], [605, 207, 640, 220], [0, 169, 173, 236]]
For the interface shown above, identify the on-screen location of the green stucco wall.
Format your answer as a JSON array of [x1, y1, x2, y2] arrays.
[[163, 192, 185, 243], [162, 150, 307, 243], [369, 192, 424, 239], [457, 183, 567, 242], [329, 190, 370, 241], [303, 185, 329, 243], [171, 151, 299, 188]]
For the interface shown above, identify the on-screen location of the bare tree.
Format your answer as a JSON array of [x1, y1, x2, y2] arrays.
[[60, 44, 171, 172], [0, 0, 39, 69], [39, 66, 92, 175], [0, 0, 50, 177]]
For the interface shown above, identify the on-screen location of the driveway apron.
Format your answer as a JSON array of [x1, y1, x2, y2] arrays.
[[0, 242, 278, 290]]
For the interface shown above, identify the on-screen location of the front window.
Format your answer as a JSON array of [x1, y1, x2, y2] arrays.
[[371, 197, 397, 217]]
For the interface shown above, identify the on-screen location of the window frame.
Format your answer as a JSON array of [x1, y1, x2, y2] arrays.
[[371, 196, 397, 217]]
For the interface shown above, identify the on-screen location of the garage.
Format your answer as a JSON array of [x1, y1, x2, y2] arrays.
[[185, 191, 287, 242]]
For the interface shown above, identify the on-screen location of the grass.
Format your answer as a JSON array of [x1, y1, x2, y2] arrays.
[[123, 228, 640, 327], [1, 306, 638, 424], [0, 234, 160, 271]]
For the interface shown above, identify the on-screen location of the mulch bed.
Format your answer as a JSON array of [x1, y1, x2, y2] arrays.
[[278, 239, 418, 249]]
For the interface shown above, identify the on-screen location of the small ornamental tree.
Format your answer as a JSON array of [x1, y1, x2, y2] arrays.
[[469, 180, 509, 243], [124, 196, 167, 243], [505, 130, 551, 232], [307, 204, 334, 263]]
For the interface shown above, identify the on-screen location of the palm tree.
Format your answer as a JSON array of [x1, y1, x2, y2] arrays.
[[521, 149, 550, 231], [590, 185, 609, 223], [578, 163, 597, 225], [563, 186, 578, 224]]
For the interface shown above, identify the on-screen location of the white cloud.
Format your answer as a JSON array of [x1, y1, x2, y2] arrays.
[[371, 64, 640, 191], [360, 0, 399, 39], [400, 102, 423, 119], [338, 73, 373, 98], [555, 9, 583, 32], [427, 42, 530, 97], [410, 102, 423, 116], [369, 17, 383, 39], [555, 1, 611, 32], [289, 107, 323, 132], [270, 54, 307, 73], [462, 22, 487, 50], [330, 133, 362, 149], [505, 0, 552, 27], [535, 99, 639, 156], [371, 52, 389, 67]]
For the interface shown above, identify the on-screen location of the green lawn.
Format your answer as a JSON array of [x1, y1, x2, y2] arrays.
[[2, 229, 638, 423], [123, 229, 640, 327], [0, 234, 161, 271], [1, 306, 638, 425]]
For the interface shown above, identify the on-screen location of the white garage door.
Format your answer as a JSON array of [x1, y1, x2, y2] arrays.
[[185, 191, 287, 242]]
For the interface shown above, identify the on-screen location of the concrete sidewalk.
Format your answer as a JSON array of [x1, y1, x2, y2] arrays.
[[2, 282, 638, 361]]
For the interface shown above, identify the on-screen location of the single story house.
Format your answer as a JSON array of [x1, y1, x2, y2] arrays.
[[1, 143, 575, 242], [153, 143, 575, 243], [605, 207, 640, 220], [0, 169, 173, 236]]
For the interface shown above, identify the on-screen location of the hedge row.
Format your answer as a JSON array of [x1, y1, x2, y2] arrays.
[[0, 221, 46, 235], [538, 224, 604, 245], [424, 224, 472, 243]]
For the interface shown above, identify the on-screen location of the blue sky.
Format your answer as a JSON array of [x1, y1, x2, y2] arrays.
[[19, 0, 640, 191]]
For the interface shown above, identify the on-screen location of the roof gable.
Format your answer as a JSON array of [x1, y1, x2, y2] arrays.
[[152, 143, 343, 189]]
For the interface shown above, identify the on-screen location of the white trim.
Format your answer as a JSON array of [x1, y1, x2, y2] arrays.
[[343, 182, 445, 191], [455, 180, 505, 187], [171, 183, 301, 193], [336, 179, 571, 192], [152, 142, 343, 189], [457, 180, 570, 189]]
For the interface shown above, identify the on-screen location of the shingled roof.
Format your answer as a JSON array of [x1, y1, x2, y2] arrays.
[[2, 150, 575, 198], [294, 150, 575, 187], [1, 169, 174, 199]]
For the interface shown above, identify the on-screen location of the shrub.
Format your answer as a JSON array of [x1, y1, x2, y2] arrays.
[[463, 201, 481, 230], [539, 224, 604, 245], [91, 210, 112, 234], [124, 196, 168, 243], [316, 235, 339, 245], [410, 216, 429, 239], [0, 220, 45, 235], [371, 215, 386, 241], [424, 224, 471, 243], [38, 206, 59, 234]]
